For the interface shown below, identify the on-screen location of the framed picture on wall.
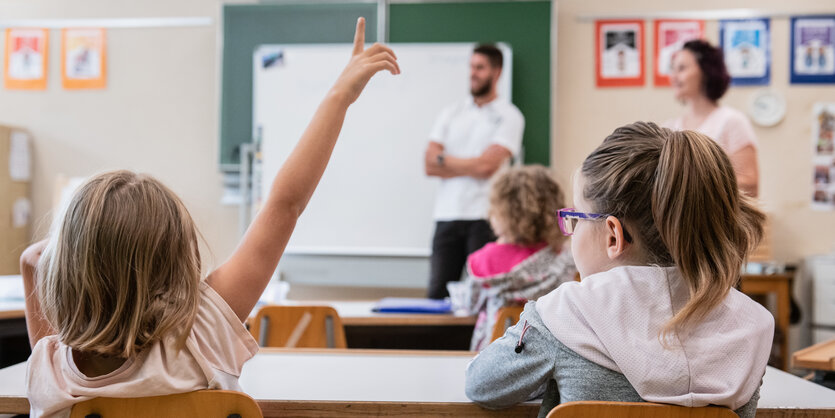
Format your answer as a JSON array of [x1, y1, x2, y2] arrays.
[[3, 28, 49, 90], [790, 16, 835, 84], [653, 20, 704, 86], [61, 28, 107, 89], [812, 103, 835, 211], [720, 19, 770, 86], [595, 20, 644, 87]]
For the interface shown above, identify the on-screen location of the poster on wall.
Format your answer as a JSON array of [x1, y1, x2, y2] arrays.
[[812, 103, 835, 210], [720, 19, 770, 85], [791, 16, 835, 84], [3, 28, 49, 90], [62, 28, 107, 89], [595, 20, 644, 87], [654, 20, 705, 86]]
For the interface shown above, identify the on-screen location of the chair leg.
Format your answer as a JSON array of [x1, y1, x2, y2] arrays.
[[259, 316, 270, 347], [326, 316, 335, 348]]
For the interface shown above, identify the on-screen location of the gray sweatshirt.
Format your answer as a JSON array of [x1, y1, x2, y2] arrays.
[[465, 302, 759, 418]]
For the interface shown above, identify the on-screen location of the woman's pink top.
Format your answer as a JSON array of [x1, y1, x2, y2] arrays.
[[665, 106, 758, 155]]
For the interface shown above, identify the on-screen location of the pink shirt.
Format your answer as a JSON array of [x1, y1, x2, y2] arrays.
[[467, 242, 548, 279], [666, 106, 758, 155], [26, 281, 259, 418]]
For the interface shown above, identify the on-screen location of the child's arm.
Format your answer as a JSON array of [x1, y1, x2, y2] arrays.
[[207, 18, 399, 321], [465, 302, 555, 409], [20, 239, 56, 347]]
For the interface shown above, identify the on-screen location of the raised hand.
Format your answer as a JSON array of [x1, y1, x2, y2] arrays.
[[331, 17, 400, 105]]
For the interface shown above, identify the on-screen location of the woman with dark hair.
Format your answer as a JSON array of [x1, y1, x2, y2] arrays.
[[665, 39, 759, 197]]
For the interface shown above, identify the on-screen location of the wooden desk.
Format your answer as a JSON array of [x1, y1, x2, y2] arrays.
[[741, 273, 792, 370], [0, 275, 24, 321], [793, 338, 835, 372], [0, 303, 23, 321], [252, 301, 477, 350], [0, 349, 832, 417], [262, 300, 476, 327], [0, 276, 30, 368]]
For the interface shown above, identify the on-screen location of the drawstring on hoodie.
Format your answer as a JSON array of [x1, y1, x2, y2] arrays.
[[515, 320, 531, 353]]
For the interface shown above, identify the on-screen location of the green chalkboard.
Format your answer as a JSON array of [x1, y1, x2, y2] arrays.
[[220, 1, 551, 168], [220, 4, 378, 168], [389, 1, 551, 165]]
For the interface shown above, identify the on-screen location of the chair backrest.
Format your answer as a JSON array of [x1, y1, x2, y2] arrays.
[[490, 305, 525, 343], [546, 401, 738, 418], [249, 305, 347, 348], [69, 390, 262, 418]]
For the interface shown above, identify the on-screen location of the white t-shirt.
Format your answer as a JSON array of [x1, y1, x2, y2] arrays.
[[429, 97, 525, 221], [26, 281, 259, 418]]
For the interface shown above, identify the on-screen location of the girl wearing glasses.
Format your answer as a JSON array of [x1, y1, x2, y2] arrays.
[[465, 122, 772, 418], [459, 165, 576, 352]]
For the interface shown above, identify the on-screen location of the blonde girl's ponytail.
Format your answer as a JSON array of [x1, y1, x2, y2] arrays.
[[652, 130, 764, 336]]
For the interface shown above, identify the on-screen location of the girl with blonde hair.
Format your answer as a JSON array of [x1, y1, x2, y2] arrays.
[[460, 165, 576, 351], [21, 18, 398, 417], [465, 122, 773, 418]]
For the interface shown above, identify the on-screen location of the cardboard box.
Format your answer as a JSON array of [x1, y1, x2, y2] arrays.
[[0, 125, 31, 274]]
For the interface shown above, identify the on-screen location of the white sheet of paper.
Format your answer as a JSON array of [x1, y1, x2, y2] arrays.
[[12, 198, 31, 228], [9, 131, 31, 181]]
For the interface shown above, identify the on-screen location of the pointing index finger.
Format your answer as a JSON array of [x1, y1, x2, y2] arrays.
[[353, 17, 365, 56]]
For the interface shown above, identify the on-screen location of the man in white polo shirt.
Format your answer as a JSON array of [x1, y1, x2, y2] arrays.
[[423, 44, 525, 299]]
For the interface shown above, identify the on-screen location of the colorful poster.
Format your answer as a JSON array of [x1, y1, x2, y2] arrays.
[[3, 28, 49, 90], [720, 19, 770, 86], [595, 20, 644, 87], [62, 28, 107, 89], [654, 20, 705, 86], [791, 16, 835, 84], [812, 103, 835, 210]]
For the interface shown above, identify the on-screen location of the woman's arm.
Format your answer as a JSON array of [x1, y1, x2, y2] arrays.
[[207, 18, 400, 321], [20, 239, 56, 347], [730, 145, 759, 198]]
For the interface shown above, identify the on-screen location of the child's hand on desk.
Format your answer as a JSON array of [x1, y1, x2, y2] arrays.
[[330, 17, 400, 105]]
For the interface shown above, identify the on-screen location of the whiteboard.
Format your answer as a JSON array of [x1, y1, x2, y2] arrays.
[[253, 43, 512, 256]]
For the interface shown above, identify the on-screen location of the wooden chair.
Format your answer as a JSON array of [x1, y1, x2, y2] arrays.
[[546, 401, 737, 418], [249, 305, 347, 348], [489, 305, 525, 343], [69, 390, 262, 418]]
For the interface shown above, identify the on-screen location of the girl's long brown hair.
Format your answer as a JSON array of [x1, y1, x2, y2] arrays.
[[38, 170, 202, 358], [581, 122, 764, 337]]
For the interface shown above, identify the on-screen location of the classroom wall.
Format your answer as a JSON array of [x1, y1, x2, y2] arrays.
[[554, 0, 835, 264], [2, 0, 833, 282], [0, 0, 245, 271]]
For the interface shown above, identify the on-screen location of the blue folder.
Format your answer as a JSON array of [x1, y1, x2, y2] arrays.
[[372, 297, 452, 314]]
